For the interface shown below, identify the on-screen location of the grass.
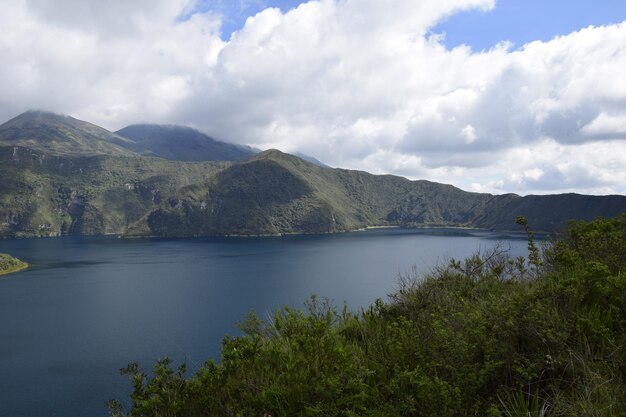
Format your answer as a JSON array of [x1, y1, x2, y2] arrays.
[[0, 253, 29, 276]]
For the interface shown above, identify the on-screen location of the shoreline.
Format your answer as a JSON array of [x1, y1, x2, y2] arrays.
[[0, 224, 539, 241], [0, 263, 29, 276]]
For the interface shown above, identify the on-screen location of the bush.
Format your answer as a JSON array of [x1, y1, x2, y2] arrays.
[[112, 215, 626, 417]]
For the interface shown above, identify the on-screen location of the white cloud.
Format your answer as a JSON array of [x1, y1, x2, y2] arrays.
[[0, 0, 625, 195], [581, 112, 626, 139], [460, 125, 478, 144], [0, 0, 223, 126]]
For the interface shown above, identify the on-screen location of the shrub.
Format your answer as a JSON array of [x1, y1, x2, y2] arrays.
[[112, 215, 626, 416]]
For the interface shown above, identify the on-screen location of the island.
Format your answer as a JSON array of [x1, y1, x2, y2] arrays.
[[0, 253, 29, 276]]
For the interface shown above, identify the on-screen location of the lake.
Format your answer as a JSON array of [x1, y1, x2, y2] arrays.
[[0, 228, 530, 417]]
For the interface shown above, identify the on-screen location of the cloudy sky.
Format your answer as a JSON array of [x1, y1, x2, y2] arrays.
[[1, 0, 626, 196]]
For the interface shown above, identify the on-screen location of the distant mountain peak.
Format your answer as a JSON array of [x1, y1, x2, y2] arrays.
[[4, 110, 74, 126], [293, 152, 329, 168], [251, 149, 330, 169], [255, 148, 286, 158], [121, 123, 201, 133], [22, 109, 64, 116], [0, 110, 135, 157], [24, 109, 66, 115], [115, 123, 256, 162], [252, 149, 308, 164]]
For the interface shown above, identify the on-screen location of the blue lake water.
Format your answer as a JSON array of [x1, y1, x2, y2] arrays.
[[0, 228, 529, 417]]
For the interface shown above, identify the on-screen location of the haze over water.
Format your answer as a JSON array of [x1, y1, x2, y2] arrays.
[[0, 228, 529, 417]]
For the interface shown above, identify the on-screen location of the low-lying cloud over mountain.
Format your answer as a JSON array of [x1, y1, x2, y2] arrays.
[[1, 0, 625, 195]]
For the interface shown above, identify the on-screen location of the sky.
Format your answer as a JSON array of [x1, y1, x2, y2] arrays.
[[1, 0, 626, 196]]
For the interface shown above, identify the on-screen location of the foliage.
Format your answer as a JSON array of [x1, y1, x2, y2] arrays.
[[516, 216, 542, 273], [111, 215, 626, 416]]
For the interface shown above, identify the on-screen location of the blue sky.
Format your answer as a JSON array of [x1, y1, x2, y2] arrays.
[[434, 0, 626, 51], [192, 0, 306, 38], [199, 0, 626, 50]]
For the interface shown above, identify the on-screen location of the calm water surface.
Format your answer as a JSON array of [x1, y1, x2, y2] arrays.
[[0, 228, 529, 417]]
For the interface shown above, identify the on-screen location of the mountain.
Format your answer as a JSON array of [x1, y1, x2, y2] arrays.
[[115, 124, 256, 162], [0, 144, 230, 237], [473, 193, 626, 231], [293, 152, 329, 167], [0, 110, 136, 157], [0, 111, 255, 163], [0, 112, 624, 238], [152, 150, 626, 235]]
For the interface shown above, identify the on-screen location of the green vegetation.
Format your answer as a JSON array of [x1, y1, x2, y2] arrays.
[[0, 110, 136, 157], [0, 253, 28, 275], [2, 143, 625, 238], [110, 215, 626, 416], [2, 111, 625, 238]]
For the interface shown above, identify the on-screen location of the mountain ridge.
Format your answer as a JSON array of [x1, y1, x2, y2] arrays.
[[0, 112, 624, 238], [0, 110, 136, 157], [115, 123, 256, 162]]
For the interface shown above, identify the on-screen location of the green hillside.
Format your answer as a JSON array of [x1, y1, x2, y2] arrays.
[[475, 193, 626, 231], [0, 145, 229, 237], [0, 253, 28, 275], [0, 110, 137, 157], [144, 149, 626, 236], [2, 145, 625, 238]]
